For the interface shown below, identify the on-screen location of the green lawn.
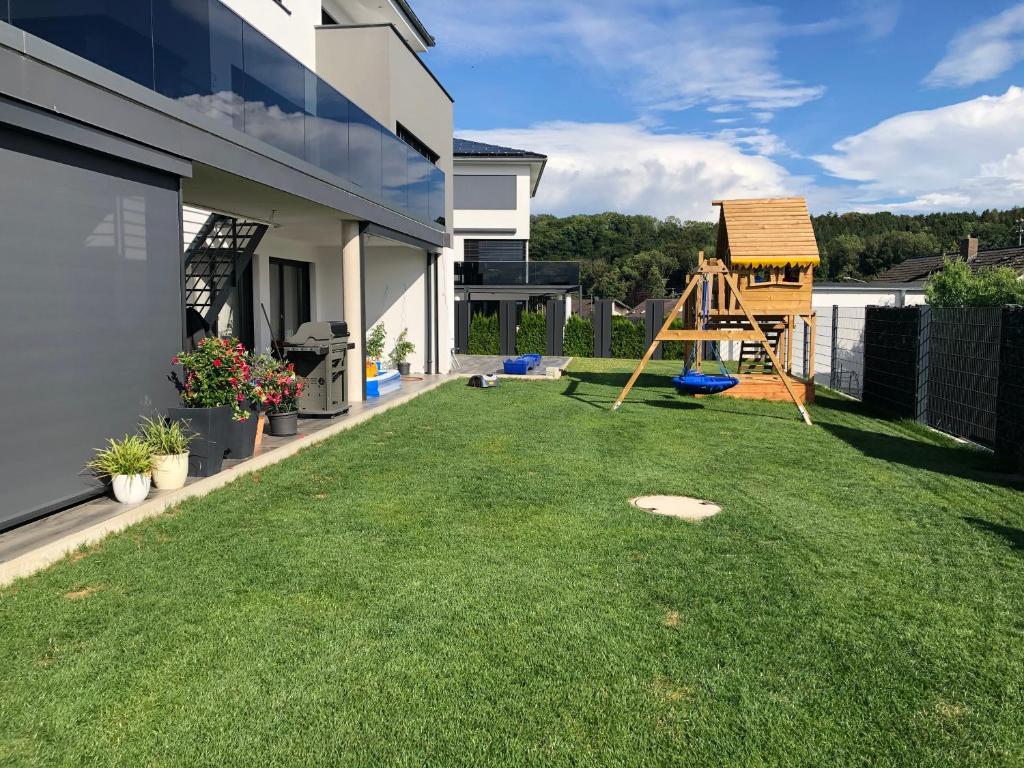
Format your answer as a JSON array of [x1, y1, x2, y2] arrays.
[[2, 359, 1023, 766]]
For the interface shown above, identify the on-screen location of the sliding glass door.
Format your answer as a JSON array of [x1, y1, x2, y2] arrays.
[[268, 258, 310, 343]]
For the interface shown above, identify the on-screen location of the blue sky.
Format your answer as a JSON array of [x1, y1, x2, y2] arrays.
[[416, 0, 1024, 220]]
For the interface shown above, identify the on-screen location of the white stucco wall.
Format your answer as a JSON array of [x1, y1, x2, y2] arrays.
[[812, 284, 927, 310], [363, 244, 428, 374], [452, 160, 533, 262], [219, 0, 320, 70]]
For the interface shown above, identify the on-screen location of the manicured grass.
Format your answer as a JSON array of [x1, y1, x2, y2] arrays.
[[2, 359, 1023, 766]]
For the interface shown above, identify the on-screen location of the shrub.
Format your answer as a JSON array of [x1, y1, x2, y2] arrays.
[[516, 310, 546, 355], [563, 315, 593, 357], [662, 317, 687, 361], [468, 313, 499, 355], [366, 323, 387, 360], [610, 316, 645, 359], [925, 258, 1024, 307]]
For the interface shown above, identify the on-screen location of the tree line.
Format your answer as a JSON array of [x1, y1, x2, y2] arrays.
[[529, 208, 1024, 305]]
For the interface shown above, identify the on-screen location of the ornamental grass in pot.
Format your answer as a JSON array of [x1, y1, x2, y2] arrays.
[[86, 435, 154, 505], [169, 337, 249, 476], [139, 416, 194, 491]]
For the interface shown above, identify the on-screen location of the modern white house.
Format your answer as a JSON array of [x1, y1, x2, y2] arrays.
[[0, 0, 455, 527], [450, 137, 579, 351]]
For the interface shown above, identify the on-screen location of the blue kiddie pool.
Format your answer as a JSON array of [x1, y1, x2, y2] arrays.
[[671, 371, 740, 395]]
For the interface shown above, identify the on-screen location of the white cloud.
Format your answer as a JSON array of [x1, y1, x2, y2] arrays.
[[925, 3, 1024, 87], [814, 86, 1024, 211], [456, 122, 807, 220], [419, 0, 826, 113]]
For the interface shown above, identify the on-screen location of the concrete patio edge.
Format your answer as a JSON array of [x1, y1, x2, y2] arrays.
[[0, 376, 453, 587]]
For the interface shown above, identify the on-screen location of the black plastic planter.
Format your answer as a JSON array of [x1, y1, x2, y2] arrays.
[[267, 411, 298, 436], [167, 405, 231, 477], [225, 406, 258, 460], [397, 362, 411, 376]]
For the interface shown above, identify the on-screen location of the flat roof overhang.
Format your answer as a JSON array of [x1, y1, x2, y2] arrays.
[[0, 22, 445, 248]]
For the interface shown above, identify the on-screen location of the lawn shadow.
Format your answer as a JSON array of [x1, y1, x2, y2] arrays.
[[561, 376, 699, 411], [964, 517, 1024, 553], [822, 422, 1024, 490]]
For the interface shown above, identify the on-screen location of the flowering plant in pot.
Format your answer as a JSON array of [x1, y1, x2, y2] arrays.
[[168, 337, 248, 476], [139, 416, 194, 491], [86, 435, 154, 504], [389, 329, 416, 376], [255, 360, 305, 436]]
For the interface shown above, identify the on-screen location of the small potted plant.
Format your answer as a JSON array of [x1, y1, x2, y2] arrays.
[[260, 360, 305, 436], [246, 353, 280, 448], [86, 435, 154, 504], [366, 323, 387, 376], [169, 337, 249, 476], [389, 329, 416, 376], [139, 416, 193, 491]]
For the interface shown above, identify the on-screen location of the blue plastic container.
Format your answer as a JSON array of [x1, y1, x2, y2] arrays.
[[503, 355, 541, 375], [367, 369, 402, 398]]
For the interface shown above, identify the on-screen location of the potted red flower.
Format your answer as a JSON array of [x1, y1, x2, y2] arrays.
[[169, 337, 250, 476], [253, 360, 304, 436]]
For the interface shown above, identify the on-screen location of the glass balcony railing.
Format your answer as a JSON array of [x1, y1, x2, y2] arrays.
[[455, 261, 581, 287], [6, 0, 446, 229]]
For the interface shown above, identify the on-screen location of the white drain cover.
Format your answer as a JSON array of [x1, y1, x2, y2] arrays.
[[631, 495, 721, 521]]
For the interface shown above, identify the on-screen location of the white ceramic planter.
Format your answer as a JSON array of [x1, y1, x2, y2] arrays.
[[151, 452, 189, 490], [111, 473, 152, 504]]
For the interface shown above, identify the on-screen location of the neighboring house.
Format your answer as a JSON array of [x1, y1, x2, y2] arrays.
[[451, 138, 580, 350], [0, 0, 454, 527], [871, 237, 1024, 283], [578, 298, 633, 318]]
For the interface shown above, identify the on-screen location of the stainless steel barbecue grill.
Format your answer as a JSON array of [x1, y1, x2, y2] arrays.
[[282, 321, 354, 417]]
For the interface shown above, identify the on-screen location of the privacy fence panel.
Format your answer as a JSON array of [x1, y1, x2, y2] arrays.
[[862, 306, 920, 416], [926, 307, 1002, 447], [996, 306, 1024, 467]]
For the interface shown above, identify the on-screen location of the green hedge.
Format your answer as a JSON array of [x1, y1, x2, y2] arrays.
[[563, 315, 593, 357], [468, 313, 499, 355], [662, 318, 687, 361], [610, 316, 645, 359], [516, 310, 546, 355]]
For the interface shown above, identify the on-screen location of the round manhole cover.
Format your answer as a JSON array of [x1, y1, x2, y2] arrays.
[[630, 495, 721, 521]]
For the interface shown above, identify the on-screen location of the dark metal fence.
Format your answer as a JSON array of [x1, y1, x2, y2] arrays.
[[856, 304, 1024, 464], [926, 308, 1002, 447]]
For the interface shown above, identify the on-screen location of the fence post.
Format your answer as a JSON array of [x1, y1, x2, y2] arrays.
[[455, 301, 470, 354], [593, 300, 612, 358], [915, 306, 931, 425], [498, 301, 517, 356], [830, 305, 838, 389], [545, 298, 566, 356], [644, 299, 666, 360]]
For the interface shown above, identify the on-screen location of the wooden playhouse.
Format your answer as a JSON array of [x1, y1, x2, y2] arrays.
[[614, 197, 820, 424]]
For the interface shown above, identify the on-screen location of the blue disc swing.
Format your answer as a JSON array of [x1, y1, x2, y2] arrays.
[[671, 274, 740, 396]]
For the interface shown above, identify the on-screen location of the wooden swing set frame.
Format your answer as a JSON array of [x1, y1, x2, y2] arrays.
[[611, 252, 814, 425]]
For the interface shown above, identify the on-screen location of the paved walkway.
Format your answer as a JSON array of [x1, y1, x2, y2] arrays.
[[452, 355, 572, 377], [0, 375, 451, 585]]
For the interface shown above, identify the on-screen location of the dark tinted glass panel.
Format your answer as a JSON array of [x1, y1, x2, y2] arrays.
[[381, 132, 408, 212], [12, 0, 154, 87], [304, 72, 349, 179], [2, 2, 8, 23], [529, 261, 580, 284], [154, 0, 244, 131], [428, 165, 446, 226], [405, 147, 430, 222], [242, 22, 306, 158], [348, 103, 382, 198]]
